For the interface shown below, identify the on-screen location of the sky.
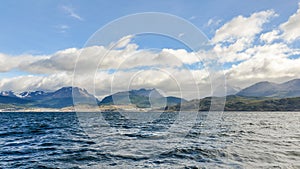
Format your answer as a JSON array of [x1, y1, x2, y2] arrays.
[[0, 0, 300, 99]]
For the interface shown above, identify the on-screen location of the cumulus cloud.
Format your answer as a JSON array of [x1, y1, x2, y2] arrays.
[[213, 10, 276, 43], [0, 41, 211, 99], [225, 43, 300, 88], [258, 3, 300, 44], [208, 8, 300, 88], [279, 2, 300, 42], [0, 53, 48, 72], [211, 10, 277, 63], [0, 73, 72, 92], [226, 56, 300, 88], [0, 66, 212, 100], [92, 68, 211, 99], [2, 44, 203, 75], [260, 30, 280, 44]]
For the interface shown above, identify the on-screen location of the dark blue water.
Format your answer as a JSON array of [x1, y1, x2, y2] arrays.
[[0, 112, 299, 168]]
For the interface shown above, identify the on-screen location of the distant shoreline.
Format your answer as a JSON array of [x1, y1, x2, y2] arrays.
[[1, 110, 300, 113]]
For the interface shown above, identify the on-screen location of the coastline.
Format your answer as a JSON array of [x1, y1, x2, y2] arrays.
[[1, 108, 300, 113]]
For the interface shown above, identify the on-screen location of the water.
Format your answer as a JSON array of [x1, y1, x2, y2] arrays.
[[0, 111, 299, 168]]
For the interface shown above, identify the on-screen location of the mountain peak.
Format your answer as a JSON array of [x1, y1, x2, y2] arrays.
[[0, 91, 18, 98], [252, 81, 276, 86], [100, 88, 184, 108], [59, 86, 73, 90], [129, 88, 163, 98]]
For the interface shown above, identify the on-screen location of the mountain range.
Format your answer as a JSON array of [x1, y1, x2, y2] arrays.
[[0, 87, 97, 109], [0, 87, 185, 110], [237, 79, 300, 98], [166, 95, 300, 111], [166, 78, 300, 111], [0, 78, 299, 111]]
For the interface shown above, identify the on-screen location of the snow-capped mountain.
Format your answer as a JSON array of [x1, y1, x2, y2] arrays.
[[19, 91, 48, 100], [0, 87, 98, 108], [0, 91, 18, 98]]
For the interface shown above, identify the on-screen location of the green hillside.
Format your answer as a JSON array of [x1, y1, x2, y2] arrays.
[[167, 96, 300, 111]]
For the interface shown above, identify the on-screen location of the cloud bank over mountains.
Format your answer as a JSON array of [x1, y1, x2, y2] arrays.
[[1, 4, 300, 99]]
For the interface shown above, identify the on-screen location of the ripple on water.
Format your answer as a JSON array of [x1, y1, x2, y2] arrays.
[[0, 111, 299, 168]]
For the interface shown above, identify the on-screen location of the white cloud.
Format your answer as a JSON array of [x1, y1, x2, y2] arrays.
[[225, 42, 300, 88], [93, 67, 211, 99], [61, 5, 83, 21], [111, 35, 135, 49], [0, 53, 48, 72], [260, 30, 280, 44], [279, 2, 300, 42], [211, 10, 277, 63], [259, 3, 300, 44], [21, 48, 79, 74], [207, 8, 300, 88], [0, 73, 72, 92], [55, 24, 70, 33], [206, 18, 222, 27], [213, 10, 276, 43], [0, 41, 211, 99], [0, 66, 212, 100], [1, 43, 203, 75], [226, 56, 300, 88], [213, 37, 253, 63]]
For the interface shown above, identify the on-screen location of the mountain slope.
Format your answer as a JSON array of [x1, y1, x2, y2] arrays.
[[278, 79, 300, 97], [0, 95, 33, 110], [34, 87, 98, 108], [226, 85, 241, 95], [237, 79, 300, 98], [99, 88, 186, 108], [0, 95, 32, 104], [167, 95, 300, 111]]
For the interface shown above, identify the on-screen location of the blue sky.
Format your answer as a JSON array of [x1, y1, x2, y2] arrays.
[[1, 0, 300, 99], [0, 0, 298, 55]]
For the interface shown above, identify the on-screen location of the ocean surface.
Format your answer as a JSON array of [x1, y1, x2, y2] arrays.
[[0, 111, 299, 168]]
